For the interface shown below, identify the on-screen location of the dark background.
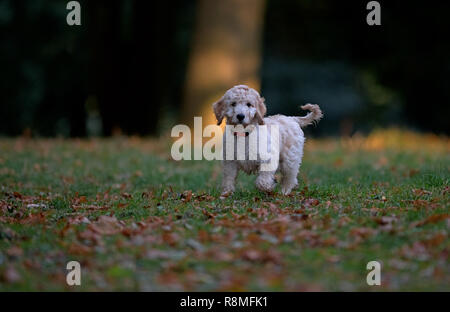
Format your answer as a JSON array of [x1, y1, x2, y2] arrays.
[[0, 0, 449, 137]]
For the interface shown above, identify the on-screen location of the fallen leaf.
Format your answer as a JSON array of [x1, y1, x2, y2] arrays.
[[68, 242, 92, 255], [88, 215, 123, 235], [412, 189, 432, 197], [6, 246, 23, 257], [373, 216, 397, 226], [422, 233, 446, 247], [350, 227, 376, 238], [13, 192, 23, 199], [121, 192, 132, 199], [162, 232, 178, 246], [181, 190, 193, 202], [241, 249, 262, 261], [411, 214, 450, 227], [304, 198, 320, 207]]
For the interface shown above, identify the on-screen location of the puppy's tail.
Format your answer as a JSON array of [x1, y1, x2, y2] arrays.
[[295, 104, 323, 128]]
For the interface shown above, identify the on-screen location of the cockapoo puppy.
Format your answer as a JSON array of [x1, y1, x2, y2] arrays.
[[213, 84, 322, 196]]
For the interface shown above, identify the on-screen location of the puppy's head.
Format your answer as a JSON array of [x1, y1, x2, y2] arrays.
[[212, 85, 266, 126]]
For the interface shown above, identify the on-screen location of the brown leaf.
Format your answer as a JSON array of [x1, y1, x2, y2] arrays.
[[412, 189, 432, 197], [290, 213, 309, 222], [68, 242, 92, 255], [157, 271, 182, 289], [77, 228, 101, 244], [210, 249, 234, 261], [304, 198, 320, 207], [321, 236, 338, 247], [13, 192, 23, 199], [407, 169, 420, 177], [121, 192, 132, 199], [88, 215, 123, 235], [6, 246, 23, 258], [338, 216, 352, 227], [195, 193, 215, 201], [68, 215, 91, 225], [241, 249, 263, 261], [162, 232, 178, 246], [443, 186, 450, 196], [373, 216, 397, 226], [350, 227, 376, 238], [400, 242, 430, 260], [202, 209, 215, 219], [72, 194, 87, 205], [422, 233, 446, 247], [20, 212, 46, 224], [327, 255, 340, 263], [411, 214, 450, 227], [141, 190, 154, 199], [181, 190, 193, 202], [197, 229, 209, 242], [72, 204, 109, 211], [120, 227, 134, 237], [256, 208, 269, 219]]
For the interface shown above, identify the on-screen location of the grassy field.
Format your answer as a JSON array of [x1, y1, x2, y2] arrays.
[[0, 129, 448, 291]]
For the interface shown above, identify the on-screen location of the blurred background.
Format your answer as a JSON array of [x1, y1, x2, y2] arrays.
[[0, 0, 449, 138]]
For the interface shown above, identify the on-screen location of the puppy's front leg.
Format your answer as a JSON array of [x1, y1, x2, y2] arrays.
[[255, 170, 276, 193], [221, 160, 238, 196]]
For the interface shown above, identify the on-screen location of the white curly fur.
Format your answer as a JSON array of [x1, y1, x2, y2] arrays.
[[213, 85, 323, 196]]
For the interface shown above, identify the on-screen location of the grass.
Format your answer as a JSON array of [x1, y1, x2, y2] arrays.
[[0, 129, 449, 291]]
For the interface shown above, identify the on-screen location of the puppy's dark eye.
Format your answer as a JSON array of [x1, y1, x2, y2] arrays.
[[231, 102, 236, 107], [247, 102, 252, 107]]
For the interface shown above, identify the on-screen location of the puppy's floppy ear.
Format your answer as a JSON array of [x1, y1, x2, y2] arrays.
[[212, 96, 226, 125], [255, 96, 266, 125]]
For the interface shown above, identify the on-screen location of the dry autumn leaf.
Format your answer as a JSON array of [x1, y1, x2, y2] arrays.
[[411, 214, 450, 227]]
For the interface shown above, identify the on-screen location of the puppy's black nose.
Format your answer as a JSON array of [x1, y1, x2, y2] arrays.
[[237, 114, 245, 121]]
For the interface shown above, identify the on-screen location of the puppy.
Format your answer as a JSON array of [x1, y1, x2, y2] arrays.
[[213, 85, 322, 196]]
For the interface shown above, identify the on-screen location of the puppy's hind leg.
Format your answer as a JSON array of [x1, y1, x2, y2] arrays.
[[280, 159, 300, 195]]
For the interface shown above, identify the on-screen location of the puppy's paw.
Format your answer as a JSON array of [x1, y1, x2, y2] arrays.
[[255, 176, 276, 193]]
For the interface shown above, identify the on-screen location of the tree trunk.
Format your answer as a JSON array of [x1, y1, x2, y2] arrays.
[[182, 0, 265, 128]]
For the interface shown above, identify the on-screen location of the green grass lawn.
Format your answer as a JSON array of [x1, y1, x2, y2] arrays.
[[0, 129, 449, 291]]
